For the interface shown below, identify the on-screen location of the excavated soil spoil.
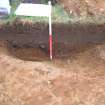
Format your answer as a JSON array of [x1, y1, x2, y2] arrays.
[[0, 21, 105, 105], [58, 0, 105, 16]]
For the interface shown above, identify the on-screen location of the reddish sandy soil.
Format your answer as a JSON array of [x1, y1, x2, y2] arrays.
[[0, 39, 105, 105], [59, 0, 105, 16]]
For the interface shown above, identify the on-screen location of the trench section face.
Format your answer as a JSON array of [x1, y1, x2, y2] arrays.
[[0, 22, 105, 60]]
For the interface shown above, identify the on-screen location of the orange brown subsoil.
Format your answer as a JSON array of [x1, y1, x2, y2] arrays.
[[0, 39, 105, 105]]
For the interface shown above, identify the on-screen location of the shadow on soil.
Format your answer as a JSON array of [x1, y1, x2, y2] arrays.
[[0, 21, 105, 61]]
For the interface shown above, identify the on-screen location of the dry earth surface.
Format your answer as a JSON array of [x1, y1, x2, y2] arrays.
[[0, 40, 105, 105], [58, 0, 105, 16]]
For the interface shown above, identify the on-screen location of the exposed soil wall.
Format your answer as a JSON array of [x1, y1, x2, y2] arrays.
[[0, 21, 105, 46], [0, 21, 105, 59]]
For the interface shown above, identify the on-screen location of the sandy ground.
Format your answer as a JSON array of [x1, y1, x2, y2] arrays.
[[0, 40, 105, 105]]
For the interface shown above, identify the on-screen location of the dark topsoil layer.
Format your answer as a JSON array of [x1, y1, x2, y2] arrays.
[[0, 21, 105, 60]]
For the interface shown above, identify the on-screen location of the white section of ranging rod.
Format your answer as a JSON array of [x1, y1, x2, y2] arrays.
[[15, 3, 51, 17], [49, 1, 52, 35], [0, 0, 11, 14], [48, 1, 53, 60]]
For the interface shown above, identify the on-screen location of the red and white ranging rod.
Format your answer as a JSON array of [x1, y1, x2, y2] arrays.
[[48, 1, 53, 60]]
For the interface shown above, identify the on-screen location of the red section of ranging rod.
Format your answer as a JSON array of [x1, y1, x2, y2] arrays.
[[49, 34, 52, 60]]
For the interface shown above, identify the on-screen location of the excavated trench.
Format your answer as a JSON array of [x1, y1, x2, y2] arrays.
[[0, 21, 105, 60], [1, 21, 105, 105]]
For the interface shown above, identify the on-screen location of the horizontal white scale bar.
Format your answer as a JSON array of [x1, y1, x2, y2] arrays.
[[15, 3, 51, 17]]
